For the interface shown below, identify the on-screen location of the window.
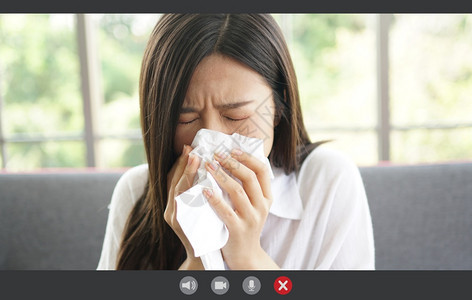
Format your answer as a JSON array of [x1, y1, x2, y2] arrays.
[[0, 14, 85, 170], [0, 14, 158, 171], [389, 14, 472, 164], [93, 14, 160, 168], [1, 14, 470, 171], [274, 14, 377, 165]]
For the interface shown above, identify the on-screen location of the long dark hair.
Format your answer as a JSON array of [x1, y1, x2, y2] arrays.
[[116, 14, 323, 270]]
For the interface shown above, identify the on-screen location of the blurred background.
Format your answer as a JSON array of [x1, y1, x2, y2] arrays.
[[0, 13, 471, 171]]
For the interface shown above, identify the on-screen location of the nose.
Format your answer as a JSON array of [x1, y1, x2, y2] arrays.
[[200, 115, 233, 135]]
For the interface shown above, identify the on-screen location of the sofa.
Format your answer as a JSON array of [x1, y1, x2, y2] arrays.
[[1, 162, 471, 270]]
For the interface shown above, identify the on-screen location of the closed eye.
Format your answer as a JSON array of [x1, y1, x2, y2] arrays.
[[225, 116, 249, 122], [178, 118, 199, 125]]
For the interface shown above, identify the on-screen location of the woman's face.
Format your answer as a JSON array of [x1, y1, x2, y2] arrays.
[[174, 53, 276, 157]]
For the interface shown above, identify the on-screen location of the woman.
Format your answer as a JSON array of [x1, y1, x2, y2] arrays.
[[97, 14, 375, 270]]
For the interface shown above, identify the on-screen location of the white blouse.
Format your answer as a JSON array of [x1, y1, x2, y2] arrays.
[[97, 146, 375, 270]]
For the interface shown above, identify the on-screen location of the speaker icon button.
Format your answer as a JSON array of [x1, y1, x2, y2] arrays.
[[179, 276, 198, 295]]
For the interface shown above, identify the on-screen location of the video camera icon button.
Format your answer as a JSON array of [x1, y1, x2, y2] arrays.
[[179, 276, 198, 295], [211, 276, 230, 295]]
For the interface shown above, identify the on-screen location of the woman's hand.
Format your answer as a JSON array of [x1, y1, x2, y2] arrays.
[[203, 149, 280, 270], [164, 144, 204, 270]]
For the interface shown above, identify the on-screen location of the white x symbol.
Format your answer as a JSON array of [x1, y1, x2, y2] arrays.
[[278, 280, 288, 291]]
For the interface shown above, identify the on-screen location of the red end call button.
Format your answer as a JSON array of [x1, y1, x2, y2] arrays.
[[274, 276, 292, 295]]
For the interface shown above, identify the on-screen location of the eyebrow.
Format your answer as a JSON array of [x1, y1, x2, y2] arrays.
[[180, 100, 254, 113]]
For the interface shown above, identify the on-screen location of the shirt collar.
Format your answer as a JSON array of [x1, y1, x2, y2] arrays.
[[268, 166, 304, 220]]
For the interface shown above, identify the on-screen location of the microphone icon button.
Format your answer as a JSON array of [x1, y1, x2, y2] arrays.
[[243, 276, 261, 295]]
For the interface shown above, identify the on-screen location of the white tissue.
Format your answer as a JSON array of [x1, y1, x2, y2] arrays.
[[175, 128, 273, 270]]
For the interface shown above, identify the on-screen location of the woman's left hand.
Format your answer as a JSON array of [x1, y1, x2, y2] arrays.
[[203, 148, 280, 270]]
